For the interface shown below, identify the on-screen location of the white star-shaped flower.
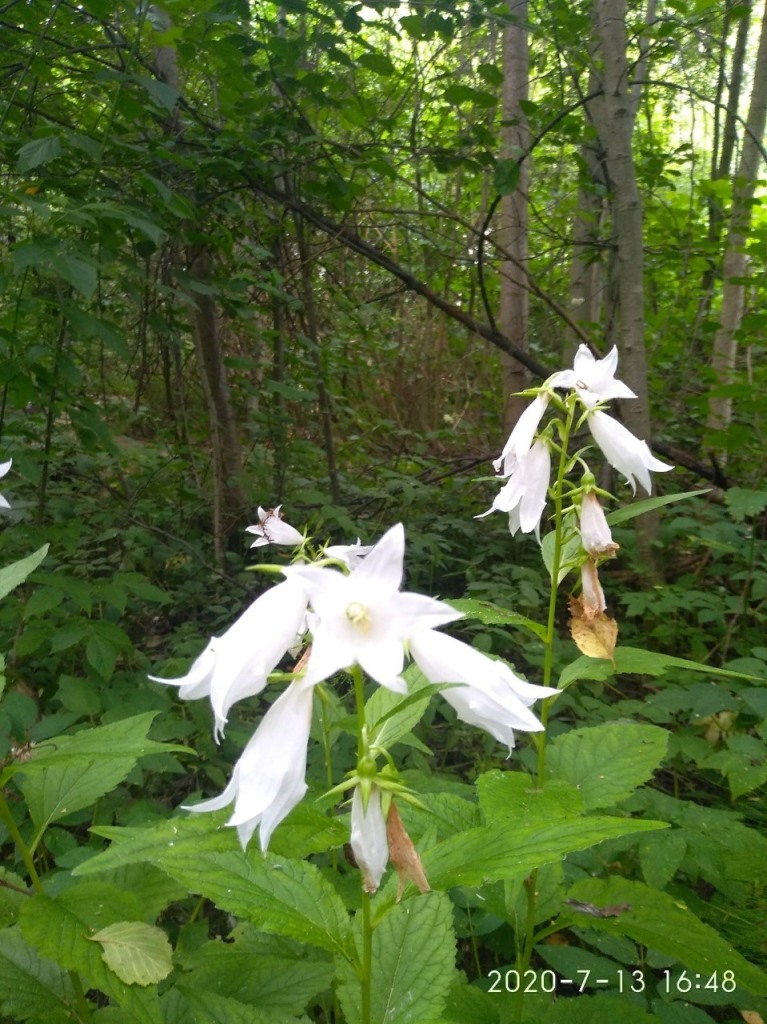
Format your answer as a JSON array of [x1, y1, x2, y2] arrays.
[[286, 523, 461, 693]]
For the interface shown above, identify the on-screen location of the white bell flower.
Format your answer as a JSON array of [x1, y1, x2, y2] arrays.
[[549, 345, 636, 408], [350, 785, 388, 893], [0, 458, 12, 509], [184, 679, 314, 852], [247, 505, 304, 548], [409, 631, 557, 752], [587, 410, 673, 495], [150, 579, 308, 739], [493, 393, 550, 475], [285, 523, 461, 693], [477, 439, 551, 538], [579, 491, 619, 558]]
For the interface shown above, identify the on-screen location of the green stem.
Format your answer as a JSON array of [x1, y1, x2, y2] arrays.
[[351, 665, 373, 1024], [0, 790, 43, 893], [318, 685, 338, 871], [0, 791, 92, 1022], [515, 398, 578, 1022]]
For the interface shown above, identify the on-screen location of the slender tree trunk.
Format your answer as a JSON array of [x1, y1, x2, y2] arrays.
[[698, 2, 751, 322], [188, 250, 247, 563], [566, 71, 607, 362], [499, 0, 530, 429], [706, 2, 767, 448], [590, 0, 651, 438]]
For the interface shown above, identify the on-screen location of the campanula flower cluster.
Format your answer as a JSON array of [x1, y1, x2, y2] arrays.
[[152, 509, 555, 867], [479, 345, 672, 538]]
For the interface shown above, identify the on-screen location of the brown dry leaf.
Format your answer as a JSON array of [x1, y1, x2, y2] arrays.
[[740, 1012, 764, 1024], [386, 800, 430, 902], [569, 596, 618, 664]]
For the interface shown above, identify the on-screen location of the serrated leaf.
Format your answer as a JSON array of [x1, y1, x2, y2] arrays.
[[75, 820, 353, 960], [724, 487, 767, 521], [0, 545, 48, 601], [639, 830, 687, 889], [477, 771, 583, 825], [19, 896, 163, 1023], [546, 724, 669, 810], [16, 136, 63, 172], [8, 713, 191, 834], [422, 816, 667, 888], [179, 933, 334, 1012], [446, 598, 547, 640], [165, 986, 305, 1024], [337, 892, 455, 1024], [0, 926, 74, 1023], [88, 922, 172, 986], [565, 877, 767, 996]]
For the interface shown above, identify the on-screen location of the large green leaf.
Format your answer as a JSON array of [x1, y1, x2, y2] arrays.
[[606, 490, 711, 526], [477, 771, 584, 824], [179, 928, 334, 1013], [0, 926, 74, 1023], [19, 895, 163, 1024], [422, 817, 667, 889], [558, 647, 760, 689], [546, 724, 669, 810], [337, 892, 456, 1024], [565, 877, 767, 996], [76, 820, 353, 960], [9, 713, 191, 838], [0, 545, 49, 601], [162, 987, 309, 1024]]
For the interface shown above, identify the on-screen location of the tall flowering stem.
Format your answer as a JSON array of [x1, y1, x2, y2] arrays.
[[537, 395, 577, 783], [351, 664, 373, 1024], [516, 396, 577, 1020]]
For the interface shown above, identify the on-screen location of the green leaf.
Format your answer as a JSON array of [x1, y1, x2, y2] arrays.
[[639, 830, 687, 889], [51, 253, 97, 298], [19, 895, 163, 1024], [565, 877, 767, 995], [477, 771, 584, 824], [358, 52, 395, 76], [8, 713, 190, 835], [16, 136, 63, 172], [606, 490, 710, 526], [86, 632, 117, 680], [423, 816, 667, 888], [164, 987, 306, 1024], [546, 724, 669, 810], [76, 819, 354, 960], [559, 646, 761, 689], [179, 927, 334, 1012], [446, 598, 547, 640], [0, 545, 49, 601], [444, 84, 496, 107], [724, 486, 767, 521], [337, 892, 456, 1024], [0, 926, 74, 1023], [88, 921, 173, 986], [367, 662, 434, 750], [494, 158, 521, 195]]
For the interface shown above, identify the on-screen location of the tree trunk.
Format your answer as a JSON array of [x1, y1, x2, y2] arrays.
[[188, 250, 247, 563], [499, 0, 531, 429], [706, 2, 767, 447]]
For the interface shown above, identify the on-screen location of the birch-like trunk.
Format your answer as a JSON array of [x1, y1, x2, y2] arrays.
[[499, 0, 530, 429], [706, 3, 767, 446]]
